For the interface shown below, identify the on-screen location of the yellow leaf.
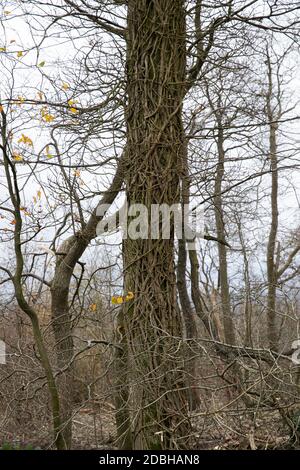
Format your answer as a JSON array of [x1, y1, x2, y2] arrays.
[[4, 11, 11, 15], [62, 82, 70, 90], [68, 99, 76, 106], [112, 292, 134, 304], [125, 291, 134, 301], [18, 134, 33, 146], [0, 47, 6, 52], [16, 96, 25, 106], [20, 207, 30, 216], [41, 106, 55, 123], [42, 113, 55, 123], [37, 189, 42, 199], [89, 303, 97, 312], [112, 296, 124, 305], [17, 51, 23, 58], [70, 107, 78, 114], [38, 61, 45, 67], [0, 105, 3, 113], [74, 170, 81, 177], [33, 196, 37, 204], [12, 152, 23, 161], [45, 145, 53, 159]]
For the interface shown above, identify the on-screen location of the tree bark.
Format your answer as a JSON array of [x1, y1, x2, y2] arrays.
[[122, 0, 191, 449]]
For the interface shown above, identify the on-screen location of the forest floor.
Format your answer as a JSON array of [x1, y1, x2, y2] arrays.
[[71, 406, 297, 450], [0, 405, 297, 450]]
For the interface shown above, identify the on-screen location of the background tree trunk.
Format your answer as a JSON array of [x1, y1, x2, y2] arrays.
[[51, 275, 74, 449], [214, 113, 236, 345], [265, 50, 280, 352]]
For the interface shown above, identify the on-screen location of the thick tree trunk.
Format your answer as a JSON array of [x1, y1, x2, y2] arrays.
[[123, 0, 191, 449]]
